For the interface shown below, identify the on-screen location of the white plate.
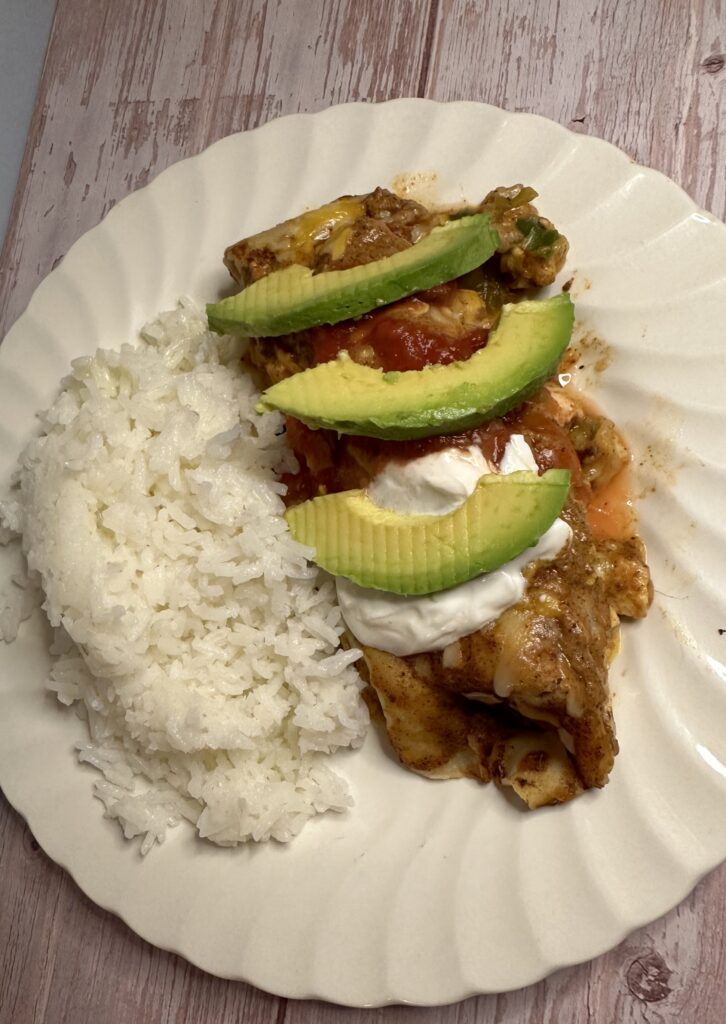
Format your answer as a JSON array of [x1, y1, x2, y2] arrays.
[[1, 100, 725, 1007]]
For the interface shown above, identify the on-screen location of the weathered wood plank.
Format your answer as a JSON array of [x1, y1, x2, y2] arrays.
[[0, 0, 435, 338], [1, 0, 725, 1021], [424, 0, 726, 220]]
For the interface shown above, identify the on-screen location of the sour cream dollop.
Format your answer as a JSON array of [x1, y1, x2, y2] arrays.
[[367, 445, 491, 516], [336, 436, 572, 656]]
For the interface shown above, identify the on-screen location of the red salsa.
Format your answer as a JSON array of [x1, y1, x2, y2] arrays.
[[281, 389, 590, 508], [279, 284, 590, 508], [308, 284, 490, 373]]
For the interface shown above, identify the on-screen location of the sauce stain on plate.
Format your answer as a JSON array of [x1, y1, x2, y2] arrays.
[[391, 170, 441, 206]]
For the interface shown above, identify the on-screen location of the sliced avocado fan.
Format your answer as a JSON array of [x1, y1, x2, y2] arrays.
[[258, 293, 574, 440], [285, 469, 570, 596], [206, 214, 499, 337]]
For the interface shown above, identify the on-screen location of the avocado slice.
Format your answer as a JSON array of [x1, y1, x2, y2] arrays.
[[206, 214, 499, 337], [258, 293, 574, 440], [285, 469, 570, 595]]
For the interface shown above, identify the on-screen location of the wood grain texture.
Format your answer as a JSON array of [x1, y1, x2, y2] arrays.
[[1, 0, 725, 1021], [0, 0, 434, 337], [426, 0, 726, 219]]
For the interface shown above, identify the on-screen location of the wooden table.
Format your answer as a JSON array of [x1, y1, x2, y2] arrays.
[[1, 2, 724, 1020]]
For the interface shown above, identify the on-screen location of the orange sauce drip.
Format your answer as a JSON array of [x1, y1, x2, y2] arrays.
[[586, 463, 636, 541], [562, 388, 638, 541]]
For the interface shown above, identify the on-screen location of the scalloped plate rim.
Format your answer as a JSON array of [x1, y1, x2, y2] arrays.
[[1, 99, 725, 1007], [3, 98, 724, 353]]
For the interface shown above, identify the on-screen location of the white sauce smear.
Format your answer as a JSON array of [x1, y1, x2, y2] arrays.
[[367, 445, 490, 516], [336, 436, 572, 656]]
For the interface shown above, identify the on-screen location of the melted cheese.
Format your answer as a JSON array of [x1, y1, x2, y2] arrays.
[[246, 198, 365, 263]]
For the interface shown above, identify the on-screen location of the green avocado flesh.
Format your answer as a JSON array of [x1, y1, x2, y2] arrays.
[[285, 469, 570, 596], [206, 214, 499, 337], [258, 293, 574, 440]]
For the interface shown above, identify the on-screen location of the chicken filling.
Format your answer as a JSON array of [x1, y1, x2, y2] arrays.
[[228, 185, 653, 808]]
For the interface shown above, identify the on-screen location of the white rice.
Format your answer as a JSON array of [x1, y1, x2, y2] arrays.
[[0, 299, 368, 852]]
